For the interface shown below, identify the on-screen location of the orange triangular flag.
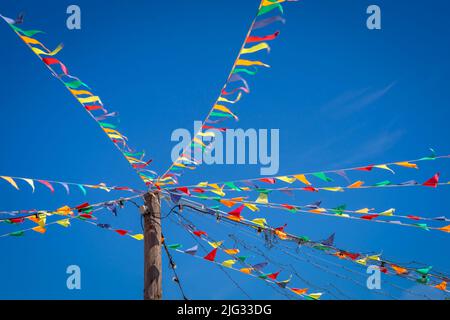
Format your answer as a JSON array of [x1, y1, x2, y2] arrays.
[[348, 181, 364, 188], [435, 281, 447, 291]]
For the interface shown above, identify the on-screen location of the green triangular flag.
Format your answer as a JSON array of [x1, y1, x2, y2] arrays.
[[313, 172, 333, 182], [374, 180, 392, 187], [331, 205, 346, 215], [167, 244, 183, 250], [9, 231, 25, 237], [224, 182, 242, 191], [416, 266, 432, 275]]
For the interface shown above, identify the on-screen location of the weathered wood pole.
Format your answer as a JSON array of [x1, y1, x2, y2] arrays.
[[143, 191, 162, 300]]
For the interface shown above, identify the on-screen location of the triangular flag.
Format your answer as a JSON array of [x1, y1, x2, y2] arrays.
[[252, 218, 267, 227], [115, 229, 128, 236], [37, 180, 55, 193], [184, 245, 198, 255], [380, 208, 395, 216], [224, 249, 240, 255], [167, 243, 183, 249], [290, 288, 308, 295], [208, 241, 224, 248], [222, 260, 237, 268], [422, 173, 439, 188], [435, 281, 447, 291], [129, 233, 144, 240], [438, 225, 450, 233], [312, 172, 333, 182], [276, 176, 296, 184], [32, 226, 46, 234], [9, 231, 25, 237], [244, 203, 259, 212], [228, 205, 245, 217], [240, 268, 253, 274], [259, 178, 276, 184], [0, 176, 19, 190], [21, 178, 35, 192], [395, 161, 418, 169], [375, 164, 395, 174], [306, 293, 323, 300], [391, 264, 408, 275], [348, 181, 364, 188], [294, 174, 311, 185], [204, 248, 218, 261], [255, 192, 269, 204], [416, 266, 432, 275]]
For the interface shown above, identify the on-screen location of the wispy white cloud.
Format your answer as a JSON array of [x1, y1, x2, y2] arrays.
[[333, 127, 405, 167], [320, 82, 397, 119]]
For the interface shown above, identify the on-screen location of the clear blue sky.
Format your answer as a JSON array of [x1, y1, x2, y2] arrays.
[[0, 0, 449, 299]]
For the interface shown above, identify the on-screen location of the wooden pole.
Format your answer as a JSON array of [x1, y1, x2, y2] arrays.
[[143, 191, 162, 300]]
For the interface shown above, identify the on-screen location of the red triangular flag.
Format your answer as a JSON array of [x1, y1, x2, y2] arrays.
[[204, 248, 218, 261], [259, 178, 276, 184], [361, 214, 379, 221], [356, 165, 374, 171], [267, 271, 280, 280], [115, 229, 128, 236], [423, 173, 440, 188], [228, 205, 245, 217], [193, 230, 207, 237], [176, 187, 191, 195]]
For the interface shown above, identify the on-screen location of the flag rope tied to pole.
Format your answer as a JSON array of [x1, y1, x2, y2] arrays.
[[0, 14, 157, 187], [156, 0, 299, 186], [167, 196, 450, 293], [167, 191, 450, 234], [0, 174, 142, 195], [161, 152, 449, 190]]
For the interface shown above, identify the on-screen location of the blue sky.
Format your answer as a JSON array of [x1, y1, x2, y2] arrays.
[[0, 0, 449, 299]]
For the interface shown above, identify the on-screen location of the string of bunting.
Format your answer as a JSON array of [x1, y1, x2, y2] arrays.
[[0, 14, 157, 187], [162, 152, 449, 192], [0, 175, 142, 195], [0, 194, 145, 239], [0, 193, 142, 218], [168, 196, 450, 292], [156, 0, 298, 186], [177, 192, 450, 233], [168, 210, 322, 300]]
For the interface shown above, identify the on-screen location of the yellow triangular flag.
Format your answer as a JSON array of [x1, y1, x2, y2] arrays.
[[1, 176, 19, 190], [244, 203, 259, 212], [130, 233, 144, 240], [208, 241, 224, 248], [56, 219, 71, 228], [252, 218, 267, 227], [222, 260, 237, 268], [322, 187, 344, 192], [375, 164, 395, 174], [276, 176, 296, 184], [255, 193, 269, 204], [356, 258, 368, 265], [380, 208, 395, 216]]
